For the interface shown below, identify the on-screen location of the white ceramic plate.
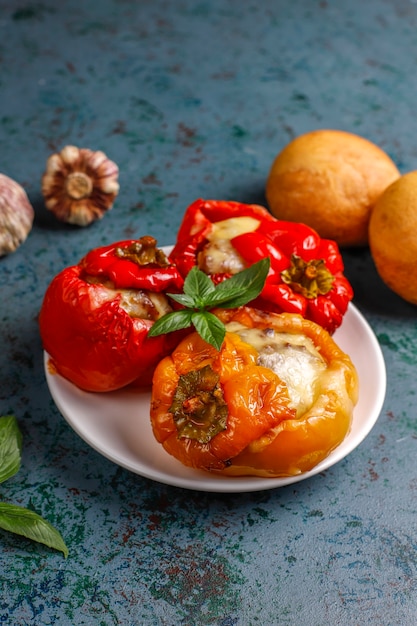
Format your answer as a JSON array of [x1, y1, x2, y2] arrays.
[[44, 302, 386, 493]]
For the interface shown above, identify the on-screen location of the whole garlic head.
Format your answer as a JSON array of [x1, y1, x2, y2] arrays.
[[41, 145, 120, 226], [0, 174, 34, 256]]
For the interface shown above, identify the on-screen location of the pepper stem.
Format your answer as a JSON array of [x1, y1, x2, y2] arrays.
[[115, 236, 169, 267], [169, 365, 228, 443], [281, 255, 334, 298]]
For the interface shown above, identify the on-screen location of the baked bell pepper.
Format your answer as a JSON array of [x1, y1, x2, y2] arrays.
[[40, 236, 185, 392], [170, 199, 353, 334], [150, 307, 359, 477]]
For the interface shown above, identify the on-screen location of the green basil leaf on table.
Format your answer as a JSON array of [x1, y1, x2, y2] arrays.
[[0, 414, 69, 557], [0, 502, 69, 558], [0, 415, 22, 484]]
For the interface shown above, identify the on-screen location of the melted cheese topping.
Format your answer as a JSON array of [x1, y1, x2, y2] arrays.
[[225, 321, 327, 416], [198, 239, 246, 275], [198, 216, 260, 275], [86, 275, 172, 320], [119, 289, 172, 320], [207, 216, 260, 241]]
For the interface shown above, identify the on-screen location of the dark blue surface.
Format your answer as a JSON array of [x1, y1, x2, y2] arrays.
[[1, 1, 417, 624]]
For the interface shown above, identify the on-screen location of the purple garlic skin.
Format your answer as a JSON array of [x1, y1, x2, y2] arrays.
[[0, 174, 34, 256]]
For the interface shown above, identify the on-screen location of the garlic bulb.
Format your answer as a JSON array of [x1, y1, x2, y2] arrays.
[[41, 145, 119, 226], [0, 174, 34, 256]]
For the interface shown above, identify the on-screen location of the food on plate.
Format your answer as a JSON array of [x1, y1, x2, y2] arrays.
[[39, 236, 185, 392], [0, 173, 34, 256], [39, 194, 361, 479], [170, 198, 353, 334], [369, 171, 417, 304], [150, 307, 359, 477], [265, 129, 400, 247], [41, 145, 119, 226], [148, 257, 271, 351]]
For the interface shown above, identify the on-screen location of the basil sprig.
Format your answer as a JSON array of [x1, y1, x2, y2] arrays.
[[148, 257, 270, 350], [0, 415, 68, 558]]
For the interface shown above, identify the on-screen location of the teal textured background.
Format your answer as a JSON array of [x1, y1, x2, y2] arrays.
[[1, 1, 417, 624]]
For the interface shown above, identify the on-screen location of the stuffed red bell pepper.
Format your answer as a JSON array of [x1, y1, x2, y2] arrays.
[[40, 236, 185, 392], [170, 199, 353, 334]]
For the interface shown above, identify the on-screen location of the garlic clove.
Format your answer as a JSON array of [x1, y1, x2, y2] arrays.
[[60, 145, 80, 165], [65, 199, 98, 227], [41, 145, 120, 227], [0, 174, 34, 256], [44, 153, 63, 175], [88, 150, 109, 170], [101, 178, 120, 194]]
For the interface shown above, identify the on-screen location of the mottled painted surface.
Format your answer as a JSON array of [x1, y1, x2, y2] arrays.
[[1, 0, 417, 624]]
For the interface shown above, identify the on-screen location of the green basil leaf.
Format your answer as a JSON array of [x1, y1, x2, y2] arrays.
[[0, 415, 22, 484], [205, 258, 270, 309], [191, 311, 225, 351], [147, 257, 270, 350], [167, 292, 197, 308], [148, 309, 194, 337], [183, 266, 216, 306], [0, 502, 68, 558]]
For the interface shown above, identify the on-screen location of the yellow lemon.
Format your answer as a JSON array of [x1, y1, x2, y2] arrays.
[[266, 129, 400, 247], [369, 171, 417, 304]]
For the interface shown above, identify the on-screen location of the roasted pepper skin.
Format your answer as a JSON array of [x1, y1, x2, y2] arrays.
[[170, 199, 353, 334], [150, 307, 359, 477], [80, 239, 184, 291], [150, 328, 296, 472], [171, 199, 277, 277], [216, 308, 359, 476], [40, 239, 185, 392]]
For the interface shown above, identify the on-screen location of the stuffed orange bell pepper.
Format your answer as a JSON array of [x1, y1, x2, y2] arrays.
[[150, 307, 359, 477]]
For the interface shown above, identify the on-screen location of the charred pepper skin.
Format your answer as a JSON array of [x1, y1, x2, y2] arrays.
[[170, 199, 353, 334], [39, 238, 185, 392]]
